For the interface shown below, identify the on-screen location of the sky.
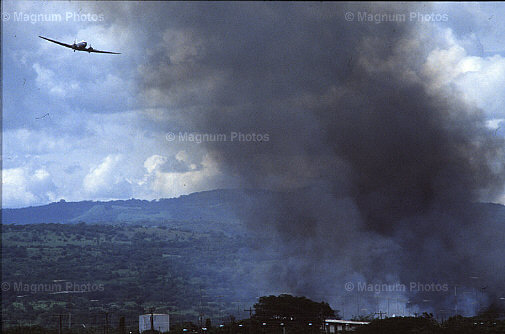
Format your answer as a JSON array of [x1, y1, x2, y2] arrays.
[[2, 1, 505, 208]]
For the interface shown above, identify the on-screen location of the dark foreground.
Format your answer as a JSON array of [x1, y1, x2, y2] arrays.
[[3, 315, 505, 334]]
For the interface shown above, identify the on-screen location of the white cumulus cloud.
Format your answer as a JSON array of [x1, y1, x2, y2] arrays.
[[83, 155, 132, 198], [2, 167, 57, 208]]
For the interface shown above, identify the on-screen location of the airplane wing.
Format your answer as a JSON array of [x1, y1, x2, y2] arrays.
[[38, 36, 75, 49], [88, 49, 121, 55]]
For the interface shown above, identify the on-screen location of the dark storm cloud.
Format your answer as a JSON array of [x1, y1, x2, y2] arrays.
[[137, 2, 505, 314]]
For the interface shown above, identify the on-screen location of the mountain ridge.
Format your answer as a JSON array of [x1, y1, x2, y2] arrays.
[[2, 188, 504, 228], [0, 189, 273, 227]]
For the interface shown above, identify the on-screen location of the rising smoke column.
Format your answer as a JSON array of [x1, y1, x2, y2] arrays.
[[137, 2, 505, 314]]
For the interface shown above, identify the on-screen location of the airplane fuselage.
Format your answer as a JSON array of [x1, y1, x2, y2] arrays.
[[74, 40, 87, 49], [72, 40, 95, 53]]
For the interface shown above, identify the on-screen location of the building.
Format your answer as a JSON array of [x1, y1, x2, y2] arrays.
[[324, 319, 370, 333], [139, 313, 170, 333]]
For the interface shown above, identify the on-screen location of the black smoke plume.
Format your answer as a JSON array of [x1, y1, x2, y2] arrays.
[[137, 2, 505, 316]]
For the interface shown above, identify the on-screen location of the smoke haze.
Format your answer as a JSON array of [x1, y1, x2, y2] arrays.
[[132, 2, 505, 315]]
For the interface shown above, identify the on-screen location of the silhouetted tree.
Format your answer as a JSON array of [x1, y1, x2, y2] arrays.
[[253, 294, 335, 329]]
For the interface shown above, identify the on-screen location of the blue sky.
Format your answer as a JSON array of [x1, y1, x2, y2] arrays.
[[2, 2, 505, 208], [2, 1, 229, 207]]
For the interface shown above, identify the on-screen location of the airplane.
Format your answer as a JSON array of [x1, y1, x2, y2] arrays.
[[38, 36, 121, 54]]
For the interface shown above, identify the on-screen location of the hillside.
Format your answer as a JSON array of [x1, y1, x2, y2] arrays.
[[1, 189, 278, 236], [1, 223, 274, 329], [2, 189, 505, 330], [2, 189, 240, 223], [2, 189, 504, 228]]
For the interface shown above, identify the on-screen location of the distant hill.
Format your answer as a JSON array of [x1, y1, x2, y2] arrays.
[[2, 188, 504, 230], [0, 189, 277, 235]]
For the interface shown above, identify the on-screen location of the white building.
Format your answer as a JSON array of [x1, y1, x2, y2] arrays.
[[324, 319, 370, 333], [139, 313, 170, 333]]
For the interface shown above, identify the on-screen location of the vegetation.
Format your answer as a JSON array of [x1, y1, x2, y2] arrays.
[[253, 294, 335, 332], [1, 223, 269, 331], [3, 193, 505, 333]]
